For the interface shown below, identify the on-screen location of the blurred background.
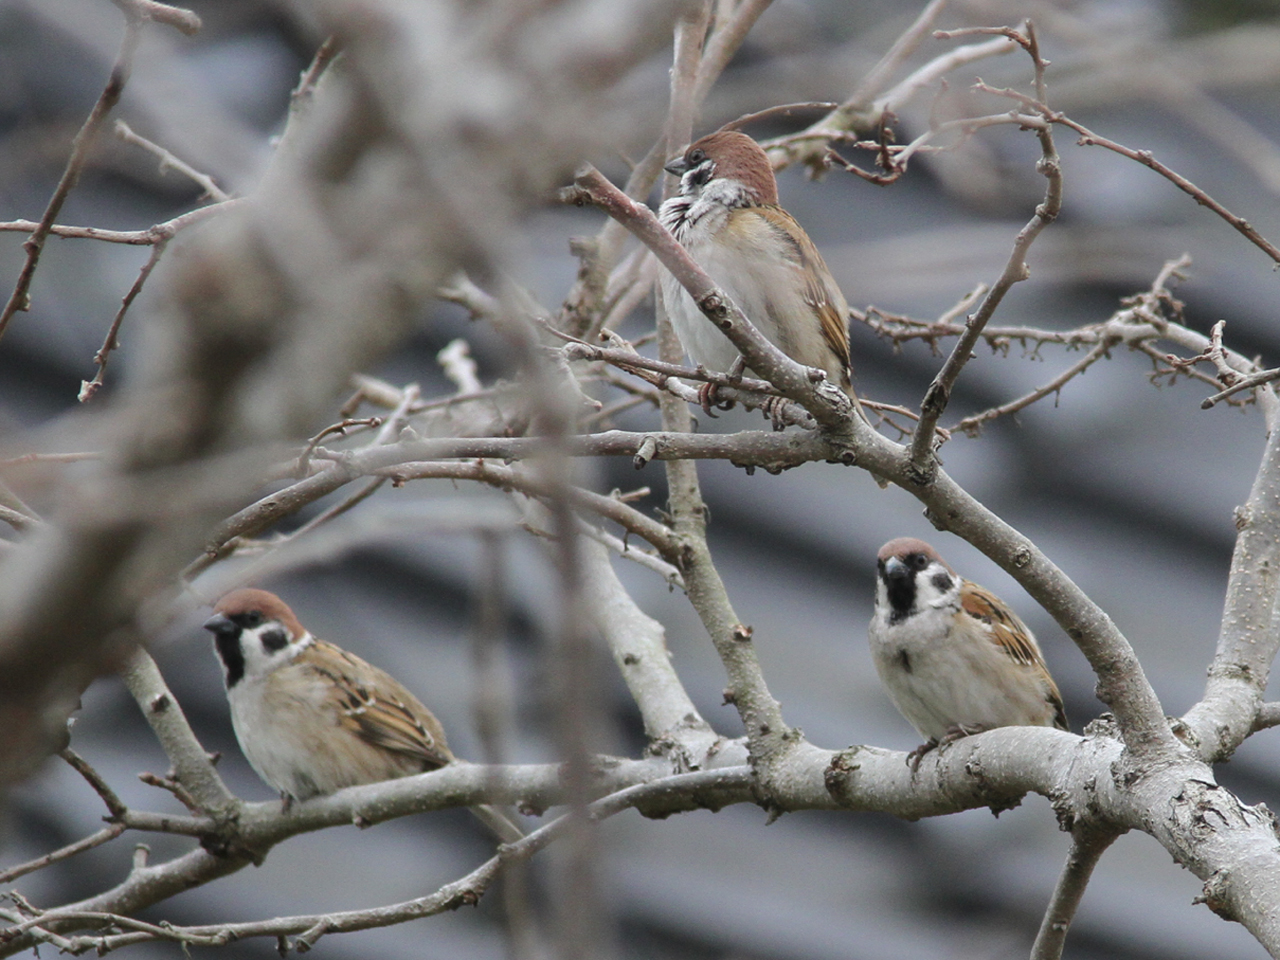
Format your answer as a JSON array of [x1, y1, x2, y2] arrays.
[[4, 0, 1280, 957]]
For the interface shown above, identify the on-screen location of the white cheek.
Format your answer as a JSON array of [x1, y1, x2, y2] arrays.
[[238, 628, 309, 678]]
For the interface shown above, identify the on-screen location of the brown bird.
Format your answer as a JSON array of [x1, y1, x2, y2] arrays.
[[658, 129, 863, 418], [205, 588, 521, 840], [869, 538, 1069, 768]]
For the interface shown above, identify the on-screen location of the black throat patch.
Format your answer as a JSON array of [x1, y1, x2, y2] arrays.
[[214, 632, 245, 688], [884, 573, 917, 626]]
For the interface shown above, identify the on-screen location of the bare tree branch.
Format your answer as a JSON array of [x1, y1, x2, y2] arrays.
[[0, 200, 245, 245], [909, 23, 1062, 482], [113, 121, 230, 201], [1030, 828, 1120, 960], [120, 650, 236, 813], [0, 17, 147, 344]]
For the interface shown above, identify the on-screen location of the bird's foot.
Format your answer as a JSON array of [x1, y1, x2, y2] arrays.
[[761, 395, 790, 430], [906, 739, 939, 771], [697, 381, 736, 417]]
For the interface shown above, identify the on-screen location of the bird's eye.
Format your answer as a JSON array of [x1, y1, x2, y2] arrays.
[[243, 611, 264, 627], [910, 554, 930, 570], [688, 147, 706, 164]]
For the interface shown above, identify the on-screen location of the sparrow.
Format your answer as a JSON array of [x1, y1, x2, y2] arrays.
[[205, 588, 521, 840], [657, 129, 863, 419], [868, 538, 1068, 768]]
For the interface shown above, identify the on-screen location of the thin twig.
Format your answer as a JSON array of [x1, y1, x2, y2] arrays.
[[219, 390, 422, 581], [581, 392, 655, 428], [137, 772, 202, 816], [439, 270, 502, 320], [290, 36, 340, 111], [79, 237, 170, 402], [599, 246, 658, 332], [113, 121, 230, 201], [296, 418, 383, 477], [1203, 367, 1280, 409], [566, 332, 816, 429], [953, 340, 1113, 436], [0, 504, 37, 532], [875, 35, 1015, 116], [0, 18, 145, 344], [0, 451, 100, 466], [0, 825, 126, 885], [1030, 828, 1120, 960], [764, 26, 1016, 169], [1052, 113, 1280, 266], [109, 0, 201, 35], [566, 339, 773, 393], [908, 22, 1061, 482], [841, 0, 953, 117], [722, 101, 837, 132], [0, 199, 244, 246], [61, 748, 127, 819], [375, 459, 680, 561], [692, 0, 772, 104], [963, 72, 1280, 265], [573, 520, 685, 590], [437, 339, 483, 394]]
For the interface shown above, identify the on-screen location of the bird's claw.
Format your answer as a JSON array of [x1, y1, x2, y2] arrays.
[[697, 382, 735, 417], [761, 396, 789, 430], [906, 739, 938, 771]]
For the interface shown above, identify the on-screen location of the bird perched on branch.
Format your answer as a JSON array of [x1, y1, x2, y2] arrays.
[[205, 588, 521, 841], [868, 538, 1068, 768], [658, 129, 864, 419]]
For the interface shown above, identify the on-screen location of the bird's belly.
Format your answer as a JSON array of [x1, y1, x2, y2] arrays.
[[660, 272, 744, 374], [872, 628, 1054, 740], [661, 227, 793, 375], [228, 677, 419, 800]]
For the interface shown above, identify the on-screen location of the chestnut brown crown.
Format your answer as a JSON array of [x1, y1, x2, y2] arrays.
[[212, 588, 306, 641], [876, 538, 955, 575], [669, 130, 779, 206]]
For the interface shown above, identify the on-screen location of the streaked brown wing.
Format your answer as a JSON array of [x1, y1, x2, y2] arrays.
[[1048, 689, 1069, 731], [959, 582, 1041, 665], [312, 641, 453, 770], [756, 206, 852, 383], [960, 582, 1069, 731]]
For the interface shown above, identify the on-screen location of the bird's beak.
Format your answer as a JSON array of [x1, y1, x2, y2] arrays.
[[203, 612, 235, 635], [664, 155, 689, 177], [882, 557, 908, 580]]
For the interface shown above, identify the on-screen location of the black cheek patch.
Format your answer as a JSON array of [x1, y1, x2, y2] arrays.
[[260, 627, 290, 653], [215, 634, 245, 688], [931, 571, 954, 593]]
